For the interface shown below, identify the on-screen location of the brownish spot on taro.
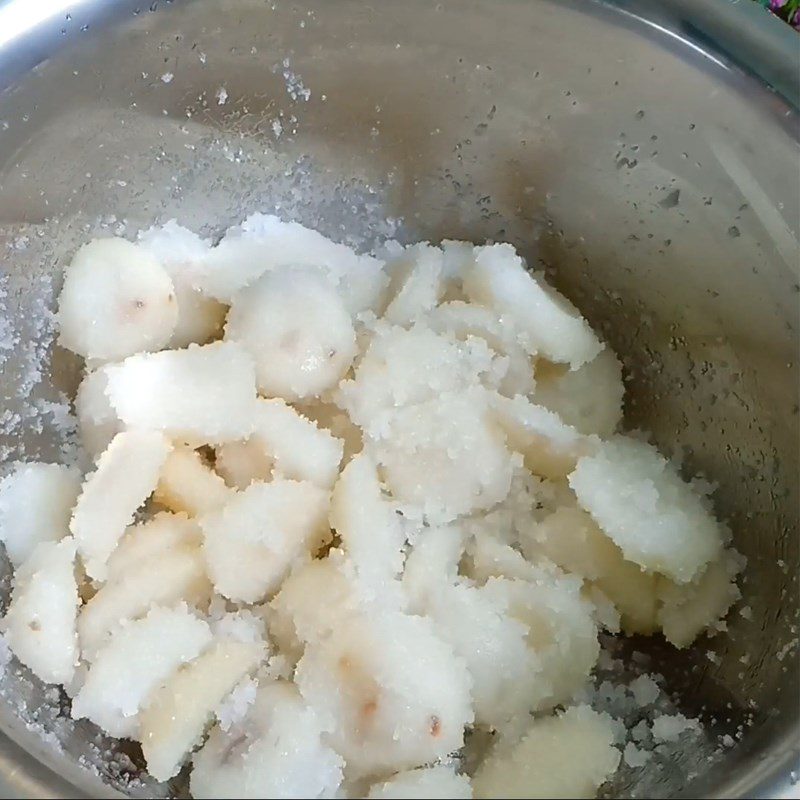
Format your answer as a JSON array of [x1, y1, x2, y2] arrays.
[[28, 619, 41, 632], [429, 714, 441, 737], [338, 655, 353, 673], [133, 299, 146, 309], [360, 698, 379, 721]]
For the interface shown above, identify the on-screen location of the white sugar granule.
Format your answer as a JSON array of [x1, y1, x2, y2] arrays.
[[651, 713, 701, 743], [623, 741, 652, 768], [629, 674, 660, 707], [215, 676, 258, 732]]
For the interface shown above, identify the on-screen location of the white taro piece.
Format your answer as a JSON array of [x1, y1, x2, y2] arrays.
[[426, 300, 535, 398], [522, 506, 659, 635], [190, 680, 344, 800], [154, 446, 232, 516], [371, 389, 517, 525], [137, 220, 227, 348], [199, 480, 331, 603], [225, 268, 357, 401], [140, 639, 264, 781], [106, 512, 202, 579], [104, 341, 258, 446], [335, 323, 504, 436], [462, 243, 603, 369], [71, 604, 212, 738], [78, 544, 211, 661], [383, 243, 445, 326], [367, 766, 473, 799], [74, 367, 122, 458], [472, 705, 620, 799], [193, 213, 386, 313], [533, 348, 624, 437], [70, 431, 172, 581], [295, 609, 473, 778], [657, 548, 744, 648], [329, 454, 406, 598], [57, 237, 178, 361], [489, 393, 597, 480], [219, 399, 343, 491], [569, 436, 724, 583], [2, 537, 79, 685], [0, 462, 81, 567]]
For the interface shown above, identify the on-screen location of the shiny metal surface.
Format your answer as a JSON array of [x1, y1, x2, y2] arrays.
[[0, 0, 797, 798]]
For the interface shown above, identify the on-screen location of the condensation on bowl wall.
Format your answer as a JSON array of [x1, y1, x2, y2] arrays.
[[0, 0, 797, 798]]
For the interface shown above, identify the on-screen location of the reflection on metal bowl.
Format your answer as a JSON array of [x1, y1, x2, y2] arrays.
[[0, 0, 796, 798]]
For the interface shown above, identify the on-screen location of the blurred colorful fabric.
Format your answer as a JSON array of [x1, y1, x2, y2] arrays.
[[759, 0, 800, 28]]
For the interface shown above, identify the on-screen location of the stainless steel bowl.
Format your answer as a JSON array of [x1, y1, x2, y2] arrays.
[[0, 1, 797, 797]]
